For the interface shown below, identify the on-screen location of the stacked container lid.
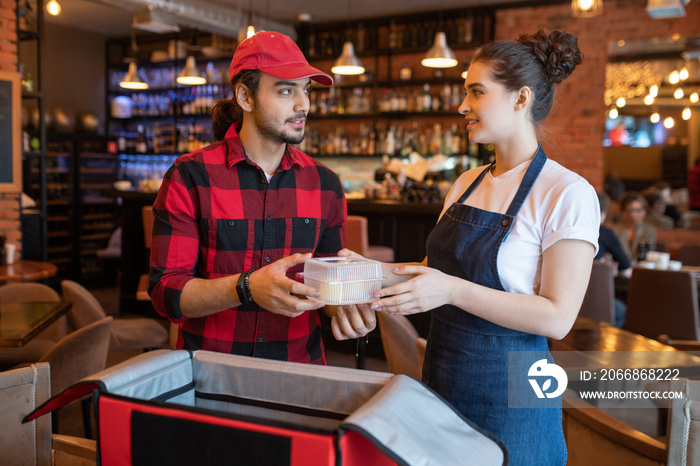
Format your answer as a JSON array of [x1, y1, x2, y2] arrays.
[[303, 257, 383, 305]]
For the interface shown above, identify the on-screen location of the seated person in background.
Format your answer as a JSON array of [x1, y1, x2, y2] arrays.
[[643, 190, 675, 229], [650, 181, 683, 226], [596, 192, 630, 328], [610, 191, 657, 261]]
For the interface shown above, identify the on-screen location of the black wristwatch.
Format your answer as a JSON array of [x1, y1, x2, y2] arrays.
[[236, 269, 255, 305]]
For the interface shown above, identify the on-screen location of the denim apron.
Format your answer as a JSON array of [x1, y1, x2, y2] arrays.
[[424, 147, 566, 465]]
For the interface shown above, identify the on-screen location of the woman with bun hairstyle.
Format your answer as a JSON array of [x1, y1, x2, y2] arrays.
[[362, 30, 600, 464]]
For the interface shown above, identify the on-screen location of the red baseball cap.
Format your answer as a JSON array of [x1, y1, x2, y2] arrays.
[[229, 31, 333, 86]]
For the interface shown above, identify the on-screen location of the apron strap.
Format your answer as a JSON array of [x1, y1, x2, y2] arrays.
[[456, 163, 494, 204], [504, 145, 547, 218]]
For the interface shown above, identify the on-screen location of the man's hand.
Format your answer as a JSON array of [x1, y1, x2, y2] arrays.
[[327, 303, 376, 340], [248, 253, 325, 318]]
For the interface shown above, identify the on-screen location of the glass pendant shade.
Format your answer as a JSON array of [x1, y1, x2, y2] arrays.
[[177, 56, 206, 85], [571, 0, 603, 18], [119, 62, 148, 90], [331, 42, 365, 76], [421, 32, 458, 69]]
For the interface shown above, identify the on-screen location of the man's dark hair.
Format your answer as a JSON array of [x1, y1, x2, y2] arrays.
[[211, 70, 262, 141]]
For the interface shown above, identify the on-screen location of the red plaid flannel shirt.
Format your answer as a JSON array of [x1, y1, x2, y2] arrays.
[[149, 125, 346, 364]]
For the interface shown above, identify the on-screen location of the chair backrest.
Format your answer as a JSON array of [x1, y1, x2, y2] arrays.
[[0, 283, 60, 302], [562, 394, 667, 465], [0, 283, 66, 342], [344, 215, 370, 256], [41, 317, 113, 396], [377, 312, 421, 379], [667, 379, 700, 466], [578, 261, 615, 324], [0, 363, 52, 466], [142, 205, 155, 250], [61, 280, 107, 330], [623, 268, 700, 340], [680, 245, 700, 267]]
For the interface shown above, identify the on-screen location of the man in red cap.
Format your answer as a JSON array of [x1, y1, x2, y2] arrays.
[[149, 32, 374, 364]]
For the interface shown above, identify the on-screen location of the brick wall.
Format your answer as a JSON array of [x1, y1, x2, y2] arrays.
[[496, 0, 700, 190], [0, 0, 21, 251]]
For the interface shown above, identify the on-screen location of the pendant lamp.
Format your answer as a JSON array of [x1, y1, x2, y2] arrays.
[[332, 42, 365, 75], [422, 32, 458, 69], [46, 0, 61, 16], [119, 62, 148, 90], [332, 0, 365, 76], [571, 0, 603, 18], [177, 56, 206, 85]]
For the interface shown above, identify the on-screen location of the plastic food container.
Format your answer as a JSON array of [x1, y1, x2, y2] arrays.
[[303, 257, 383, 305]]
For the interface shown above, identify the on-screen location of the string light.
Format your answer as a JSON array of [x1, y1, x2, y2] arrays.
[[682, 107, 691, 121], [616, 97, 626, 107], [608, 107, 619, 119], [691, 92, 699, 104], [679, 67, 689, 81], [649, 85, 658, 97], [650, 113, 660, 123], [669, 71, 680, 84], [644, 94, 654, 105], [663, 117, 674, 129], [674, 88, 684, 99], [46, 0, 61, 16]]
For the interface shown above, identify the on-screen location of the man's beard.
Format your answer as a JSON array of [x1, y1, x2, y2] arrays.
[[252, 106, 306, 145]]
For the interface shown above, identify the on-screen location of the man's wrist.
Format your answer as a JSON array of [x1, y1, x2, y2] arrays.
[[236, 269, 255, 305]]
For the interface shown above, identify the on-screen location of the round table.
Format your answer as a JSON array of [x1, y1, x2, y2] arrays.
[[0, 260, 58, 282]]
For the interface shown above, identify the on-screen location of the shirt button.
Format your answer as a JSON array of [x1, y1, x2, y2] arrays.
[[265, 257, 270, 263], [266, 215, 271, 221], [228, 221, 235, 226], [258, 337, 264, 343], [304, 218, 310, 224], [501, 220, 509, 226]]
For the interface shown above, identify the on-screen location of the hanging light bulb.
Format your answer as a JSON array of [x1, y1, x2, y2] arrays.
[[177, 56, 206, 85], [119, 62, 148, 90], [616, 97, 626, 108], [644, 94, 654, 105], [674, 88, 684, 99], [650, 112, 660, 123], [608, 107, 618, 119], [663, 117, 674, 129], [690, 92, 699, 104], [46, 0, 61, 16], [246, 25, 256, 39], [332, 42, 365, 75], [571, 0, 603, 18], [422, 32, 458, 68], [669, 71, 680, 84], [679, 67, 689, 81], [461, 62, 470, 80], [649, 85, 658, 98], [682, 107, 691, 121]]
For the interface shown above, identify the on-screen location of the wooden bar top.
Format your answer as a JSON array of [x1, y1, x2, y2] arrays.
[[0, 260, 58, 283]]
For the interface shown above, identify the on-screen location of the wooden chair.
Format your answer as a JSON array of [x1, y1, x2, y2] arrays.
[[562, 394, 667, 465], [680, 245, 700, 267], [623, 268, 700, 341], [376, 312, 421, 379], [0, 283, 67, 370], [0, 363, 97, 466], [61, 280, 168, 351], [138, 205, 155, 301], [578, 261, 615, 324], [345, 215, 394, 262]]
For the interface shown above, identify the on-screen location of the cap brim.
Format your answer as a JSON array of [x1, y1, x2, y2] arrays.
[[261, 63, 333, 86]]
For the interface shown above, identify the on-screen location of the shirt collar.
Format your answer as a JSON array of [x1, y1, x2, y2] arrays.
[[224, 124, 304, 172]]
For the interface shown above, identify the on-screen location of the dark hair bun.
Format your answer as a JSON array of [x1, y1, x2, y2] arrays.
[[518, 29, 583, 85]]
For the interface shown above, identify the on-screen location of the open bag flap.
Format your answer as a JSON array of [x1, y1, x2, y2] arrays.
[[24, 350, 195, 423], [341, 375, 507, 466], [193, 350, 393, 416]]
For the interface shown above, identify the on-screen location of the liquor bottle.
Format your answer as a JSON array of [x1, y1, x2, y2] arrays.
[[420, 84, 432, 112], [136, 125, 147, 154]]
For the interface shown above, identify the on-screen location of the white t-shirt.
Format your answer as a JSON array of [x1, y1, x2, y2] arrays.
[[440, 158, 600, 296]]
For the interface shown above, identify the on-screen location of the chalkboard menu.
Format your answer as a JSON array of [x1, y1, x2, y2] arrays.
[[0, 71, 21, 192]]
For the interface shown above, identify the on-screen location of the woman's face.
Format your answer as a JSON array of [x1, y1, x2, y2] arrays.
[[457, 61, 519, 145], [623, 200, 646, 226]]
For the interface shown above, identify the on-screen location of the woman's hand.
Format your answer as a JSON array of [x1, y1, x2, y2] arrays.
[[370, 264, 454, 315]]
